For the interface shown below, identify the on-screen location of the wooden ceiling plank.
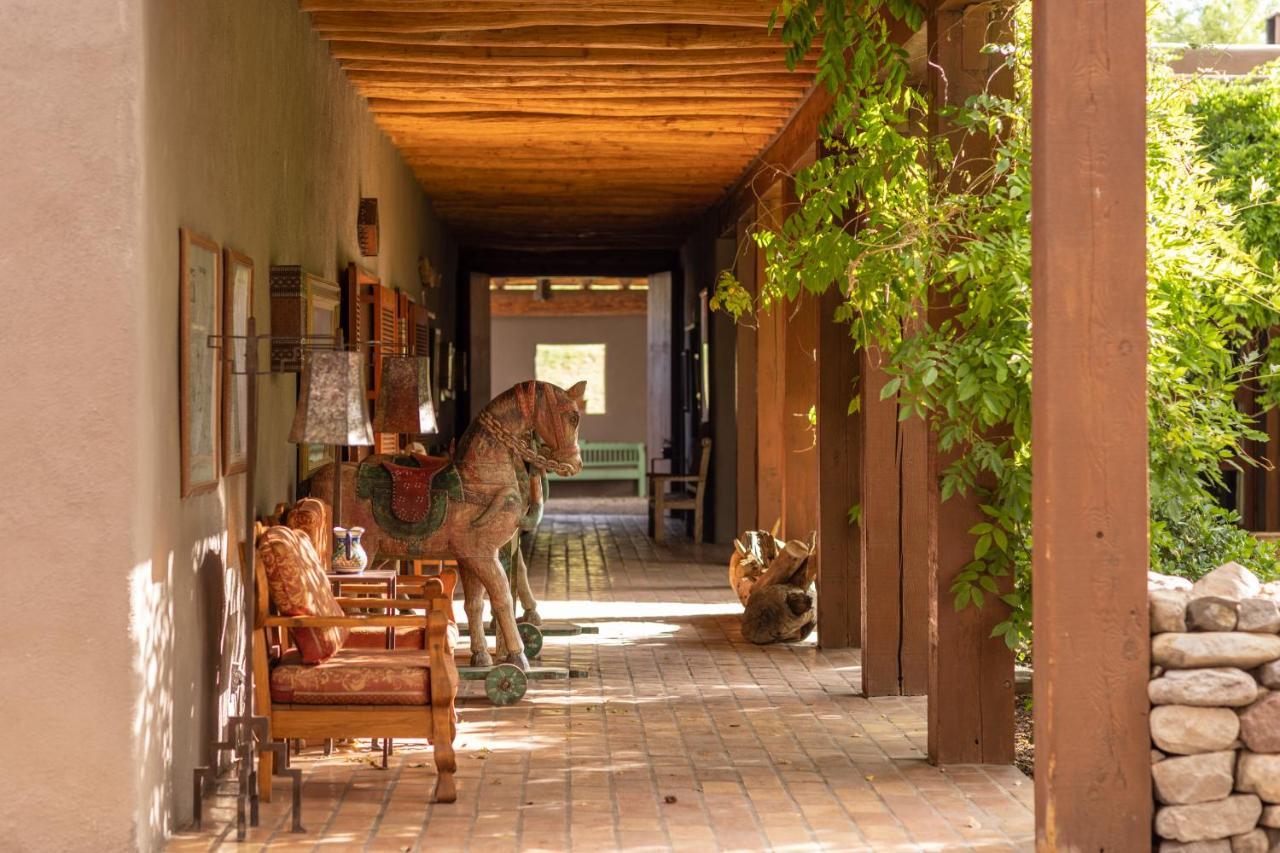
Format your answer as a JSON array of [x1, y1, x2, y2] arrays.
[[316, 24, 783, 49], [365, 100, 795, 119], [326, 42, 810, 65], [307, 10, 772, 30]]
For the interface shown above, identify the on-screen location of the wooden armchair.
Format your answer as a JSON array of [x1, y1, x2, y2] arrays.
[[251, 524, 459, 804], [649, 437, 712, 543]]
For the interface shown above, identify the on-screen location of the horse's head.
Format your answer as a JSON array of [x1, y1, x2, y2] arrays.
[[519, 380, 585, 475]]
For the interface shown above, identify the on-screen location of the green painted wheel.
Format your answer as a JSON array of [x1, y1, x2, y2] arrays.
[[517, 622, 544, 659], [484, 664, 528, 706]]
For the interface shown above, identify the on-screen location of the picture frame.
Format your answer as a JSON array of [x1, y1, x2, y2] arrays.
[[298, 273, 341, 481], [445, 341, 456, 398], [180, 228, 221, 497], [431, 327, 444, 404], [221, 248, 254, 475]]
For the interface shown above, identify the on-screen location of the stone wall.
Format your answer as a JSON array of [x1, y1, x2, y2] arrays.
[[1150, 563, 1280, 851]]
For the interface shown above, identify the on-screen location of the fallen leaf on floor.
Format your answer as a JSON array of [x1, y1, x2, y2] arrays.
[[664, 795, 678, 804], [967, 817, 981, 829], [408, 763, 427, 768], [852, 733, 863, 738], [729, 724, 740, 728], [865, 775, 875, 782]]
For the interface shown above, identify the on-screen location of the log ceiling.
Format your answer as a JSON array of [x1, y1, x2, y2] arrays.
[[301, 1, 818, 250]]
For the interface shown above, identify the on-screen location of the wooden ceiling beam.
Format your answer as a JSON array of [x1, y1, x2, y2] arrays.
[[308, 11, 771, 30], [317, 25, 783, 50], [366, 100, 795, 119], [355, 83, 808, 98], [302, 0, 776, 13], [490, 289, 648, 317], [337, 62, 816, 78], [344, 70, 812, 87], [326, 43, 806, 65]]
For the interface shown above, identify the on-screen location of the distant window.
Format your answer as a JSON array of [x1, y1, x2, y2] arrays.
[[535, 344, 605, 414]]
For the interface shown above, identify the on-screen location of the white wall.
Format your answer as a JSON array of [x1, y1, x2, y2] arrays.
[[0, 0, 147, 849], [0, 1, 456, 848]]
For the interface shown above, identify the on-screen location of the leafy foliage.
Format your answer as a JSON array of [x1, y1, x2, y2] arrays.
[[1149, 0, 1279, 45], [714, 1, 1280, 653]]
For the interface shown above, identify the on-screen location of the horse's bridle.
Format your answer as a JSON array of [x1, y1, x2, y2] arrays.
[[477, 381, 581, 477]]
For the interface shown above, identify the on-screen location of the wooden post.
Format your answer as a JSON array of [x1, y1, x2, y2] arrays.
[[647, 270, 673, 472], [755, 185, 787, 531], [815, 287, 861, 648], [1032, 0, 1151, 848], [734, 210, 759, 538], [860, 350, 930, 694], [925, 0, 1014, 765], [468, 272, 491, 421]]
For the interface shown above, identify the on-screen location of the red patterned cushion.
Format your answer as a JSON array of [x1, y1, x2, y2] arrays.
[[270, 648, 431, 705], [257, 526, 348, 663]]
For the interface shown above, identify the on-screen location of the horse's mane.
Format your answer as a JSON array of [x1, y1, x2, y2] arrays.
[[456, 381, 561, 458]]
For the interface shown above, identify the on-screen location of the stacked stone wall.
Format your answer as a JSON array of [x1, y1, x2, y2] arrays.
[[1150, 563, 1280, 852]]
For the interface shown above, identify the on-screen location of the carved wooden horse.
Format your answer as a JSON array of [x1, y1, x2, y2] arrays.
[[310, 380, 585, 669]]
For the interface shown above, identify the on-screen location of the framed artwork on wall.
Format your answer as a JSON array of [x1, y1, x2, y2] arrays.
[[298, 273, 342, 481], [180, 227, 221, 497], [221, 248, 253, 475]]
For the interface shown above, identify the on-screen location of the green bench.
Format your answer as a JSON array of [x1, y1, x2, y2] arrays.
[[548, 441, 647, 497]]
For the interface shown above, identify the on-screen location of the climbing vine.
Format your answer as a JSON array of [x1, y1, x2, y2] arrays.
[[714, 1, 1280, 653]]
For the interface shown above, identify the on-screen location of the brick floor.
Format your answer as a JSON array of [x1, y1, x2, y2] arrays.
[[171, 508, 1033, 851]]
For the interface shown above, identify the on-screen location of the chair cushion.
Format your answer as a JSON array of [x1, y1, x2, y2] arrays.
[[257, 526, 348, 663], [286, 497, 329, 563], [270, 647, 432, 705]]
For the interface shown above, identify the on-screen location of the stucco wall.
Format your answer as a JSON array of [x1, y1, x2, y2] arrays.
[[136, 0, 457, 844], [0, 1, 146, 849], [491, 315, 648, 446]]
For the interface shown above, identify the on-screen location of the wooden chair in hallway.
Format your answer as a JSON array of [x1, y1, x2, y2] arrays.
[[649, 437, 711, 543]]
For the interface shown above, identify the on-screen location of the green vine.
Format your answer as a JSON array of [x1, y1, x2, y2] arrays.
[[714, 1, 1280, 654]]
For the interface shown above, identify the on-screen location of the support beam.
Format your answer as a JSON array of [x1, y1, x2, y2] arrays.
[[468, 272, 491, 421], [924, 0, 1014, 766], [860, 351, 930, 695], [782, 291, 818, 540], [754, 186, 786, 530], [734, 210, 759, 538], [815, 288, 861, 648], [1031, 0, 1151, 848]]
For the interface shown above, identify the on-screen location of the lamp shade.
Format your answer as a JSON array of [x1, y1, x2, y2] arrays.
[[373, 355, 438, 434], [288, 350, 374, 446]]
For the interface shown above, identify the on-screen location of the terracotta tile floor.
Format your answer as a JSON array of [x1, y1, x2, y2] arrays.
[[171, 507, 1033, 851]]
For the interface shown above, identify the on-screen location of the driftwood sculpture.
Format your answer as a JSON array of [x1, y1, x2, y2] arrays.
[[311, 380, 585, 669], [731, 530, 817, 644]]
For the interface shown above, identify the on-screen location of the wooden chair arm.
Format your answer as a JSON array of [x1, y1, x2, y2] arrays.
[[263, 614, 428, 629], [335, 597, 428, 610]]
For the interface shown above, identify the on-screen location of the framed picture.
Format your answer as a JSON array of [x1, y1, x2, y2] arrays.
[[305, 273, 341, 341], [221, 249, 253, 475], [431, 327, 444, 404], [298, 273, 341, 481], [445, 341, 456, 398], [298, 441, 334, 481], [180, 228, 221, 497]]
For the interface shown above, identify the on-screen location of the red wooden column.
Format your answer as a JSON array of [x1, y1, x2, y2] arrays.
[[860, 350, 930, 694], [926, 1, 1014, 765], [1032, 0, 1151, 848], [781, 172, 820, 543], [755, 185, 787, 530], [734, 209, 759, 538], [815, 288, 861, 648]]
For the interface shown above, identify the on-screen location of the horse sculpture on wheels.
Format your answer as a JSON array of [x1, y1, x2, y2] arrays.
[[310, 380, 585, 669]]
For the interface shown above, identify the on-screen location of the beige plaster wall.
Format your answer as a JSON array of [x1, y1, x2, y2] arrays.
[[0, 0, 147, 849], [136, 0, 456, 844], [3, 0, 455, 848]]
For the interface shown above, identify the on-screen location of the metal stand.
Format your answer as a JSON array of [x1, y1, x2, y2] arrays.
[[193, 319, 319, 837]]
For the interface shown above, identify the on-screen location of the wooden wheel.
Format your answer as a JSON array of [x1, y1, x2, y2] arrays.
[[484, 664, 528, 706], [517, 622, 544, 658]]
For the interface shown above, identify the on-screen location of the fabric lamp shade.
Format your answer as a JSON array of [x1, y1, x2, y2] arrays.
[[288, 350, 374, 446], [374, 355, 438, 434]]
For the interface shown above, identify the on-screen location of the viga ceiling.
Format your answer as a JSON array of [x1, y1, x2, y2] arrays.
[[301, 0, 819, 250]]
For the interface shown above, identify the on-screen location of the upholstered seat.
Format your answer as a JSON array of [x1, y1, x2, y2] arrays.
[[270, 647, 433, 705]]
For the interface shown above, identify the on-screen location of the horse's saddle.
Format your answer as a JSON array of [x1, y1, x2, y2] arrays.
[[381, 453, 452, 523]]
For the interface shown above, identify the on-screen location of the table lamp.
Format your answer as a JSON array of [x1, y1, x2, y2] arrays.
[[373, 354, 438, 438], [288, 347, 374, 529]]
